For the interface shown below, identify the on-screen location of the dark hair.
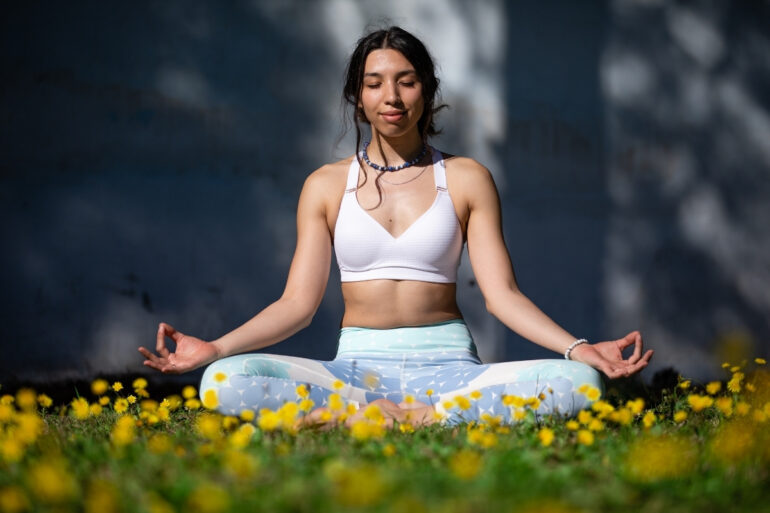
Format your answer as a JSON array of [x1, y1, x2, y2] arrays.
[[342, 26, 446, 203]]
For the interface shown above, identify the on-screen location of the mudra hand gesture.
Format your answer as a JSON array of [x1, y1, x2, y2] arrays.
[[570, 331, 653, 379], [138, 323, 220, 374]]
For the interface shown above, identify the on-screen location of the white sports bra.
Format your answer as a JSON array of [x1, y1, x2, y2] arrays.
[[334, 148, 463, 283]]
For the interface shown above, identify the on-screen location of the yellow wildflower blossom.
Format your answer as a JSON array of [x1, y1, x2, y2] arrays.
[[588, 418, 605, 432], [382, 443, 396, 457], [184, 398, 201, 410], [721, 362, 731, 369], [182, 386, 197, 399], [37, 393, 53, 409], [706, 381, 722, 395], [591, 400, 615, 417], [727, 372, 744, 393], [98, 396, 110, 406], [328, 393, 343, 411], [642, 411, 656, 429], [678, 380, 691, 390], [114, 398, 128, 414], [404, 394, 415, 405], [0, 486, 30, 513], [299, 399, 314, 412], [364, 404, 385, 424], [71, 398, 90, 419], [730, 365, 741, 373], [111, 416, 136, 446], [399, 423, 415, 434], [295, 384, 309, 399], [608, 408, 633, 426], [673, 410, 688, 423], [577, 429, 594, 446], [112, 381, 123, 392], [626, 398, 645, 416], [148, 434, 172, 454], [15, 389, 37, 411], [132, 377, 148, 390], [585, 387, 601, 401], [449, 449, 482, 480], [89, 404, 103, 416], [538, 427, 555, 447], [624, 434, 697, 482], [127, 395, 137, 404], [687, 394, 714, 412], [240, 409, 255, 422], [715, 397, 733, 417], [257, 409, 281, 431], [735, 401, 750, 416], [91, 379, 109, 396], [197, 413, 223, 440], [278, 402, 300, 426], [577, 410, 593, 425], [27, 460, 78, 504], [710, 419, 756, 464], [756, 358, 767, 365], [186, 483, 230, 513], [526, 396, 541, 410], [455, 396, 471, 410], [426, 389, 434, 397], [513, 409, 527, 421], [350, 419, 384, 440], [566, 420, 580, 431], [202, 389, 218, 410]]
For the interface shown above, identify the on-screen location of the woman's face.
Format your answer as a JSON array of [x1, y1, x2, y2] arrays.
[[359, 48, 424, 140]]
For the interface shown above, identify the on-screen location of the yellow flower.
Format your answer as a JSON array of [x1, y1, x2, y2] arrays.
[[678, 380, 691, 390], [132, 377, 148, 390], [673, 410, 688, 423], [111, 416, 136, 446], [240, 409, 255, 422], [27, 460, 78, 504], [182, 386, 197, 399], [197, 413, 223, 440], [15, 389, 37, 411], [350, 420, 384, 441], [577, 410, 593, 425], [223, 450, 259, 479], [278, 402, 300, 427], [257, 409, 281, 431], [608, 408, 633, 426], [591, 400, 615, 417], [426, 389, 434, 397], [709, 419, 756, 464], [127, 395, 137, 404], [727, 372, 744, 393], [706, 381, 722, 395], [148, 434, 172, 454], [577, 384, 591, 394], [449, 450, 482, 480], [756, 358, 767, 365], [112, 381, 123, 392], [404, 394, 415, 405], [625, 398, 645, 415], [582, 386, 601, 401], [687, 394, 714, 412], [299, 399, 315, 412], [364, 404, 384, 424], [399, 423, 415, 434], [735, 401, 750, 416], [184, 398, 201, 410], [588, 418, 605, 432], [37, 394, 53, 409], [526, 396, 541, 410], [186, 483, 230, 513], [566, 420, 580, 431], [71, 397, 90, 419], [328, 393, 343, 412], [0, 395, 14, 405], [624, 434, 697, 482], [213, 372, 228, 383], [469, 390, 482, 400], [382, 443, 396, 457], [0, 485, 30, 513], [512, 409, 527, 421], [202, 389, 218, 410], [730, 365, 741, 373], [114, 398, 128, 413], [715, 397, 733, 417], [325, 462, 386, 507], [455, 396, 471, 411], [89, 404, 103, 416], [538, 427, 555, 447], [332, 379, 344, 391], [642, 411, 656, 429], [91, 379, 109, 396], [577, 429, 594, 446], [295, 384, 309, 399], [721, 362, 731, 369]]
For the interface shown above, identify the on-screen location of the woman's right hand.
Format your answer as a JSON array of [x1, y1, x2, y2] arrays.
[[138, 323, 221, 374]]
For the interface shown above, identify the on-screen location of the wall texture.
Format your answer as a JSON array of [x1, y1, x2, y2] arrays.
[[1, 0, 767, 384]]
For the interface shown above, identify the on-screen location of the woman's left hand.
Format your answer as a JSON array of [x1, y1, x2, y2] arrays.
[[570, 331, 653, 379]]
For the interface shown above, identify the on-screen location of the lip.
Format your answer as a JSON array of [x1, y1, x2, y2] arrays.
[[380, 111, 405, 122]]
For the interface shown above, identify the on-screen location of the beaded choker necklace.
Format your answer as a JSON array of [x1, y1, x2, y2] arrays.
[[362, 141, 427, 172]]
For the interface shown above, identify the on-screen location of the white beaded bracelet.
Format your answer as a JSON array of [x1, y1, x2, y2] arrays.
[[564, 338, 588, 360]]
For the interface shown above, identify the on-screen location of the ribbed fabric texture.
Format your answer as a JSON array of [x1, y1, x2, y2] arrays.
[[334, 148, 463, 283]]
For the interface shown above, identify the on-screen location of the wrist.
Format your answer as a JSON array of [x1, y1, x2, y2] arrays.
[[210, 340, 226, 360], [564, 338, 588, 361]]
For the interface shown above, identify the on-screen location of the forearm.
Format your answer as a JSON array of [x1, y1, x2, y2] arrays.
[[210, 296, 315, 358], [486, 289, 579, 356]]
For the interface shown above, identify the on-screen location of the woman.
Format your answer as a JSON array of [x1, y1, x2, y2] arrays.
[[138, 26, 652, 426]]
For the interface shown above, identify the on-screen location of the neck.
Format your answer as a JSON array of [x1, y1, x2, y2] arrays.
[[365, 130, 425, 166]]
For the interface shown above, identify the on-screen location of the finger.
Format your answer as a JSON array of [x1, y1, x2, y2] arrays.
[[143, 359, 164, 372], [138, 347, 159, 361], [156, 324, 172, 358]]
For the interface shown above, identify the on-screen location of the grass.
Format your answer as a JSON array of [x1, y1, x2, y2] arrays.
[[1, 364, 769, 513]]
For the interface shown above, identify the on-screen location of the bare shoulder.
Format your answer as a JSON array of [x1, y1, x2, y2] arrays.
[[305, 156, 353, 190], [441, 153, 498, 207]]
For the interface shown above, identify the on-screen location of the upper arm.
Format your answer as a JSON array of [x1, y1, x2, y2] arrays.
[[460, 164, 521, 306], [280, 169, 334, 313]]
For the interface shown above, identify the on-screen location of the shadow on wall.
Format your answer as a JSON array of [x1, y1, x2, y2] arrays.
[[602, 0, 770, 380]]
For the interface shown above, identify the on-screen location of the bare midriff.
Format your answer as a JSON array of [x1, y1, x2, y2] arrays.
[[340, 280, 463, 329]]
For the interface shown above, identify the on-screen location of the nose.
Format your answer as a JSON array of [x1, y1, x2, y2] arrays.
[[384, 80, 400, 104]]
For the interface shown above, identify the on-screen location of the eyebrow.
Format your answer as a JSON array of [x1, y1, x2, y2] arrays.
[[363, 70, 418, 79]]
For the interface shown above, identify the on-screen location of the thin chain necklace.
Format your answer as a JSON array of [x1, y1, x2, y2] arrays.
[[379, 164, 428, 185]]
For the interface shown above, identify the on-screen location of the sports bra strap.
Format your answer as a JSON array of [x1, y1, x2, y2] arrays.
[[345, 156, 360, 192], [431, 147, 447, 191]]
